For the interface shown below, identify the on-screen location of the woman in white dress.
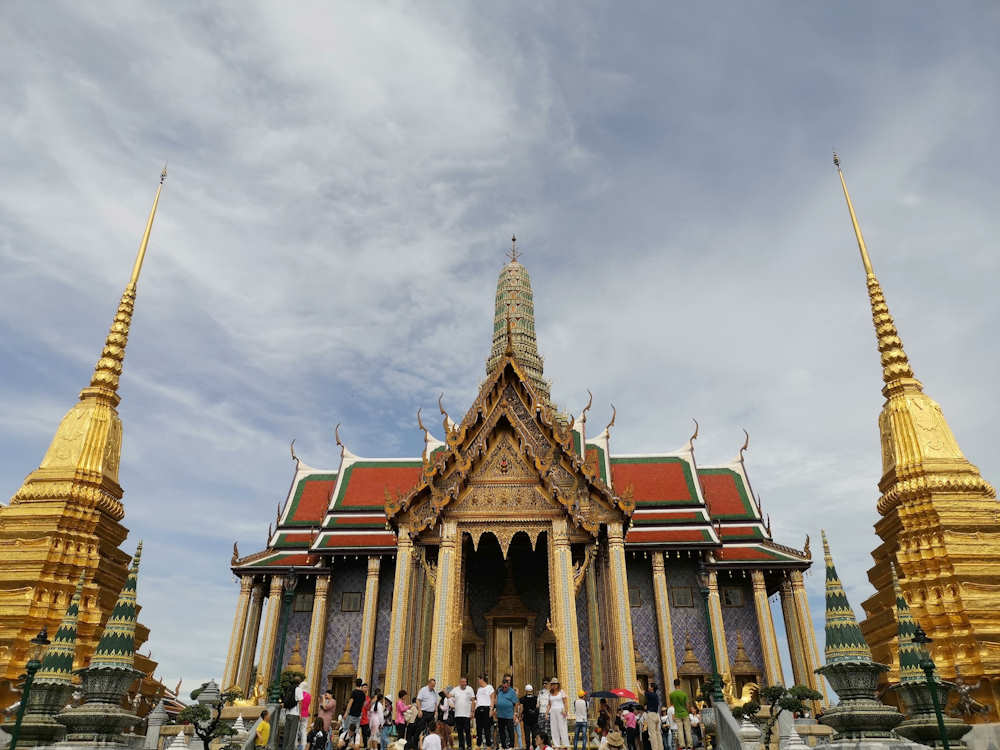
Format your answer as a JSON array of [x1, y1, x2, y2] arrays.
[[546, 679, 569, 750]]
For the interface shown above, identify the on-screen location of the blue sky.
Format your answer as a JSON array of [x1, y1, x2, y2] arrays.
[[2, 2, 998, 688]]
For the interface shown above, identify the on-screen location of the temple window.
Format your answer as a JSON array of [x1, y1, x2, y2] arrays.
[[721, 587, 744, 607], [341, 592, 362, 612], [293, 592, 314, 612], [671, 586, 694, 607]]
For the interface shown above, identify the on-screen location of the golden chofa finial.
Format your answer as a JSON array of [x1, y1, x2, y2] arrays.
[[833, 152, 916, 386], [833, 151, 873, 275], [86, 167, 167, 401], [507, 234, 521, 263]]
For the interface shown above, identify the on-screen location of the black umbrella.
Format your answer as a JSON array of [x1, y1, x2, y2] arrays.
[[588, 691, 618, 699]]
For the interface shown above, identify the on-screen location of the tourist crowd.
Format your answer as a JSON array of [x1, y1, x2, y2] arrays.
[[256, 674, 704, 750]]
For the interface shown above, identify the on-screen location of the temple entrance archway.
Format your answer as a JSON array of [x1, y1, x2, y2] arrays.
[[461, 532, 552, 687]]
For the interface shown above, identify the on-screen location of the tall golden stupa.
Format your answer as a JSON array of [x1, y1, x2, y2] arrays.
[[0, 168, 167, 710], [834, 155, 1000, 721]]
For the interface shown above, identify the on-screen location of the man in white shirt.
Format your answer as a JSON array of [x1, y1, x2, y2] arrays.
[[417, 678, 440, 735], [474, 673, 495, 749], [282, 675, 304, 750], [451, 678, 476, 750], [572, 692, 588, 750]]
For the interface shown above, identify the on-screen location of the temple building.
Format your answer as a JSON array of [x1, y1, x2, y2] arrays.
[[834, 156, 1000, 721], [0, 170, 167, 712], [226, 240, 824, 712]]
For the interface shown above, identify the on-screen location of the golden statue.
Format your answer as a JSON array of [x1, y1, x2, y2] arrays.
[[722, 672, 758, 708], [233, 671, 266, 706]]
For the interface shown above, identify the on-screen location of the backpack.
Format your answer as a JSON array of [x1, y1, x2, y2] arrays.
[[282, 683, 297, 710]]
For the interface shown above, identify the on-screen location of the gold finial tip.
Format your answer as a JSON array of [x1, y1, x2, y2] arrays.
[[833, 151, 840, 168], [160, 164, 168, 183], [507, 234, 521, 263]]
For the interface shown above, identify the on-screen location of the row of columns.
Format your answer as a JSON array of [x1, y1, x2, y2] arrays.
[[222, 557, 385, 713], [645, 559, 824, 702]]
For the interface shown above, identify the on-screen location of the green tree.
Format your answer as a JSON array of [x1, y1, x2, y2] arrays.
[[177, 689, 242, 750], [731, 684, 823, 748]]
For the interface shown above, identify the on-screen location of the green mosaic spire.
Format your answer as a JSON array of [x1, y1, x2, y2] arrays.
[[486, 238, 550, 403], [891, 562, 933, 684], [822, 530, 872, 664], [90, 541, 141, 670], [34, 573, 86, 684]]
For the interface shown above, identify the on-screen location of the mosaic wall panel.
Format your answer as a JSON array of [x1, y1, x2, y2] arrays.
[[276, 577, 316, 675], [663, 558, 712, 677], [371, 556, 395, 689], [626, 557, 664, 691], [320, 558, 368, 689], [576, 582, 592, 690], [717, 573, 764, 678]]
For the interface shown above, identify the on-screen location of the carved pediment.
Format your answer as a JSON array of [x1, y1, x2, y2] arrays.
[[389, 356, 629, 535]]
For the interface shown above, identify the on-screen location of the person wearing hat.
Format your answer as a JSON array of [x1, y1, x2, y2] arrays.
[[571, 692, 588, 750], [518, 684, 538, 749], [546, 678, 568, 750], [537, 680, 551, 739], [604, 730, 625, 750]]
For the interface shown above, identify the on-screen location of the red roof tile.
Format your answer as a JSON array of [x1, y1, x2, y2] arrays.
[[625, 528, 713, 544], [610, 457, 698, 506], [334, 461, 422, 510], [698, 469, 755, 519], [317, 531, 397, 549], [286, 474, 337, 525]]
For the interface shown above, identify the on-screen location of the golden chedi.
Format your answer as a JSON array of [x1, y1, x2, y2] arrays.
[[0, 168, 167, 709], [834, 155, 1000, 721]]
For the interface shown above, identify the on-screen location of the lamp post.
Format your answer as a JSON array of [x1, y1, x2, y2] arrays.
[[911, 625, 949, 750], [9, 627, 51, 750], [696, 561, 724, 704], [267, 573, 298, 703]]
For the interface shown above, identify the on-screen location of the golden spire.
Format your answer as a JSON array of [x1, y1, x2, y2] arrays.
[[85, 165, 167, 404], [833, 153, 915, 390]]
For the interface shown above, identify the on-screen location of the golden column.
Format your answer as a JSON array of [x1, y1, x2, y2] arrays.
[[750, 571, 783, 686], [651, 552, 678, 688], [304, 574, 331, 714], [585, 563, 603, 692], [705, 570, 730, 673], [356, 556, 382, 684], [256, 576, 285, 693], [790, 570, 827, 704], [779, 577, 808, 686], [222, 576, 254, 689], [550, 519, 583, 696], [606, 522, 637, 689], [237, 581, 266, 693], [428, 520, 458, 686], [384, 527, 414, 700]]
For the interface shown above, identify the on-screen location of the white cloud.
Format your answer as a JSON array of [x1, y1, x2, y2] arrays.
[[1, 2, 997, 686]]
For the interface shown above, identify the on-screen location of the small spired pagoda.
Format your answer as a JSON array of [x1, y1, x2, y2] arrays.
[[227, 238, 822, 710], [0, 169, 167, 711], [834, 156, 1000, 721]]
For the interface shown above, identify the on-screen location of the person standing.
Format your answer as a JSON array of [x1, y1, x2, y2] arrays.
[[536, 681, 551, 741], [380, 697, 395, 750], [451, 678, 475, 750], [545, 679, 568, 750], [418, 679, 441, 735], [255, 710, 272, 750], [396, 691, 411, 740], [369, 692, 385, 750], [474, 674, 495, 750], [361, 684, 372, 748], [519, 685, 538, 748], [571, 692, 587, 750], [643, 684, 661, 750], [422, 721, 445, 750], [283, 675, 304, 750], [495, 677, 518, 750], [621, 707, 637, 750], [299, 680, 313, 750], [344, 679, 366, 743], [318, 692, 336, 734], [667, 681, 691, 750]]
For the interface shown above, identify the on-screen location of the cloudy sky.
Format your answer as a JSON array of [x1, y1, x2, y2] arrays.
[[2, 3, 998, 689]]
